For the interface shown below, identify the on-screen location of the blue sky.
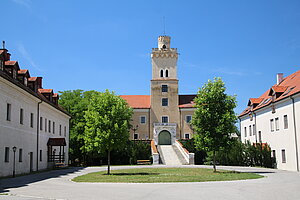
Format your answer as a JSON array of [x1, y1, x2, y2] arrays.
[[2, 0, 300, 114]]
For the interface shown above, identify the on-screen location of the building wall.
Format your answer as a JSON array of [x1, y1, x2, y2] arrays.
[[240, 94, 300, 171], [129, 109, 150, 140], [180, 109, 195, 139], [0, 77, 69, 177], [150, 80, 180, 138]]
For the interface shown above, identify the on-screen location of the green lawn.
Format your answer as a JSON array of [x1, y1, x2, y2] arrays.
[[72, 167, 263, 183]]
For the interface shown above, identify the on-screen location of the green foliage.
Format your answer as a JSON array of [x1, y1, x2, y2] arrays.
[[58, 90, 100, 165], [192, 77, 237, 171], [179, 139, 206, 164], [129, 141, 152, 164], [205, 140, 276, 168], [83, 90, 133, 174], [84, 90, 133, 153]]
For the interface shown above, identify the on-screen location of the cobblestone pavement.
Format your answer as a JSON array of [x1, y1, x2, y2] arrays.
[[0, 165, 299, 200]]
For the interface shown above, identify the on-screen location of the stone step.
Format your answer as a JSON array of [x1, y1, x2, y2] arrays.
[[158, 145, 183, 165]]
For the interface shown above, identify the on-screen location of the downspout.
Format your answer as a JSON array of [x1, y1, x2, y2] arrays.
[[179, 108, 182, 139], [291, 96, 299, 172], [254, 112, 258, 144], [148, 108, 151, 140], [36, 100, 42, 171], [238, 117, 241, 141]]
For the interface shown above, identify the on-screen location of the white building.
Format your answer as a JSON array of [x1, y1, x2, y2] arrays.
[[239, 72, 300, 172], [0, 47, 70, 177]]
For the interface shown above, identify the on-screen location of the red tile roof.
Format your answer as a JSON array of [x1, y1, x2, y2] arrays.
[[247, 98, 264, 106], [120, 95, 150, 108], [18, 69, 28, 74], [268, 85, 288, 95], [240, 70, 300, 117], [5, 61, 17, 65], [38, 89, 53, 93], [53, 93, 58, 98], [120, 94, 197, 108], [28, 77, 37, 81]]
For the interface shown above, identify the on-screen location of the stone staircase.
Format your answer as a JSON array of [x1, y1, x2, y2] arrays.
[[158, 145, 184, 165]]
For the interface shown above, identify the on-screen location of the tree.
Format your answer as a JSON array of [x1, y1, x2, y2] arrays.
[[58, 90, 99, 165], [84, 90, 133, 174], [192, 77, 237, 172]]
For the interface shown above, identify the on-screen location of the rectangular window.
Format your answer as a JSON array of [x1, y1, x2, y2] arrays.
[[40, 150, 42, 162], [282, 149, 286, 163], [64, 126, 66, 136], [140, 116, 146, 124], [186, 115, 192, 123], [30, 113, 34, 128], [185, 133, 190, 139], [253, 124, 256, 135], [258, 131, 262, 143], [59, 125, 62, 136], [162, 116, 169, 123], [4, 147, 9, 162], [275, 117, 279, 131], [162, 98, 168, 106], [284, 115, 288, 129], [45, 118, 47, 132], [40, 117, 43, 130], [53, 122, 55, 134], [244, 127, 247, 137], [48, 120, 51, 133], [6, 103, 11, 121], [134, 133, 138, 140], [270, 119, 274, 132], [249, 125, 252, 136], [20, 108, 23, 124], [162, 85, 168, 92], [19, 148, 23, 162], [272, 150, 276, 158]]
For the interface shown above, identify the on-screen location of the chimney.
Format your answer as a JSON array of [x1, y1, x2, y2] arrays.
[[277, 73, 284, 85]]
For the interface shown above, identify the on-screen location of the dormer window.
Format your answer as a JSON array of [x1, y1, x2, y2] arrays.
[[13, 69, 16, 79]]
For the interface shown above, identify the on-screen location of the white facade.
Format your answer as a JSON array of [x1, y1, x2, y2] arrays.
[[240, 73, 300, 172], [0, 50, 70, 177]]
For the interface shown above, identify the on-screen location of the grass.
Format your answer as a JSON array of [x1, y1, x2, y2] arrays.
[[72, 167, 263, 183]]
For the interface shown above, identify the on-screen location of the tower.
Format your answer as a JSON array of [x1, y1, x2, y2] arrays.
[[150, 36, 180, 145]]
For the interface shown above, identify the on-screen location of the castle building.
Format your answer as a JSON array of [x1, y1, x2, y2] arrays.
[[121, 36, 196, 145], [0, 46, 70, 177], [239, 71, 300, 172]]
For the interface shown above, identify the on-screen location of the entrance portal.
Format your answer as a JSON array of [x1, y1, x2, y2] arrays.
[[158, 130, 171, 145]]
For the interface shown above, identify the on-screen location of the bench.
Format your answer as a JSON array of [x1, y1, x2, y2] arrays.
[[137, 160, 151, 165]]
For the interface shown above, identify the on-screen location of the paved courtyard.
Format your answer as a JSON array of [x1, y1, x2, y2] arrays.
[[0, 165, 299, 200]]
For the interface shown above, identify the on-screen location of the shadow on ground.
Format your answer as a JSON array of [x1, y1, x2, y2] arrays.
[[0, 167, 85, 194]]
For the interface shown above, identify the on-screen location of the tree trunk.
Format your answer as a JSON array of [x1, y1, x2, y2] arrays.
[[213, 150, 217, 172], [107, 150, 111, 175]]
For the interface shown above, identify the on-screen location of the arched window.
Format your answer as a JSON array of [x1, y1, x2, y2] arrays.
[[165, 70, 169, 77], [160, 69, 164, 77]]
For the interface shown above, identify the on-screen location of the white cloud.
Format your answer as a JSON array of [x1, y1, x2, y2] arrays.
[[11, 0, 32, 9], [17, 43, 42, 72]]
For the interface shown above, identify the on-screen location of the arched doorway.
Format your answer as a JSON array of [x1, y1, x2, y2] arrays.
[[158, 130, 171, 145]]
